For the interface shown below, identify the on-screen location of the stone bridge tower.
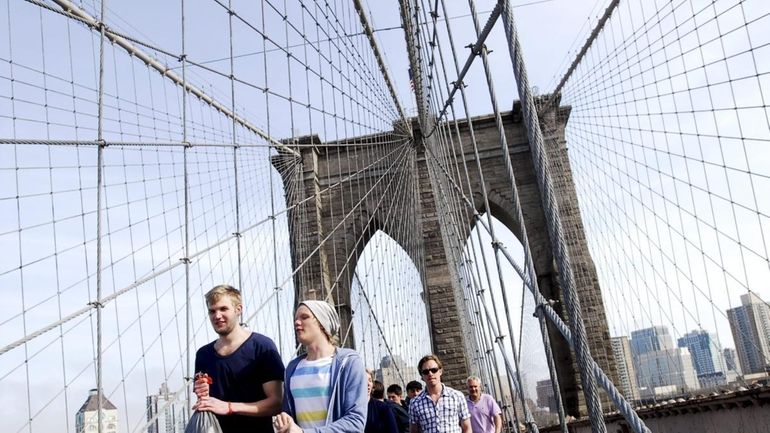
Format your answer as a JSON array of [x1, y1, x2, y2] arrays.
[[271, 99, 618, 417]]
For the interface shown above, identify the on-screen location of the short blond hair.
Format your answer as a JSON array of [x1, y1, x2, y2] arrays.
[[205, 285, 242, 307]]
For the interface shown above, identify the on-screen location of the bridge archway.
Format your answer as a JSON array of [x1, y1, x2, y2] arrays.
[[350, 229, 430, 385], [463, 212, 557, 422], [273, 103, 618, 415], [271, 134, 424, 351]]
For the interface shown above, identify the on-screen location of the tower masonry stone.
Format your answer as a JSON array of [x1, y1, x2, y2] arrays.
[[272, 98, 618, 417]]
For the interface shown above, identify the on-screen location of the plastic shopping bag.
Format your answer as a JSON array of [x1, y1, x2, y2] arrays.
[[185, 411, 223, 433]]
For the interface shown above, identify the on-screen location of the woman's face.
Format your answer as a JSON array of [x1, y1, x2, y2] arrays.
[[294, 305, 324, 345]]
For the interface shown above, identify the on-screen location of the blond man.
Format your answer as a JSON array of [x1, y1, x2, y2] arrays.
[[193, 285, 284, 433]]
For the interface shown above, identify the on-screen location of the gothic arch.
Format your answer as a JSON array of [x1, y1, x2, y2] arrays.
[[272, 102, 618, 416]]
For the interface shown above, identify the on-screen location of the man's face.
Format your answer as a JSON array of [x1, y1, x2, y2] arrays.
[[387, 392, 402, 404], [419, 360, 442, 387], [407, 387, 422, 398], [467, 379, 481, 400], [207, 296, 241, 336], [294, 305, 325, 345], [366, 373, 373, 396]]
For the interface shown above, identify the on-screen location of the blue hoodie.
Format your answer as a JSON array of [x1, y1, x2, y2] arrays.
[[282, 348, 368, 433]]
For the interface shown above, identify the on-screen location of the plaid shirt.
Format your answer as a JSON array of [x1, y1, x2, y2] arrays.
[[409, 384, 470, 433]]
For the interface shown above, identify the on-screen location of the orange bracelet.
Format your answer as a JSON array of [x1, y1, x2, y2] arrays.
[[227, 402, 233, 415]]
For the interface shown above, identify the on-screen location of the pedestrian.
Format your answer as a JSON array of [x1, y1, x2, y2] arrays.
[[386, 384, 410, 432], [408, 355, 471, 433], [465, 376, 502, 433], [273, 300, 368, 433], [405, 381, 423, 407], [192, 285, 285, 433], [365, 371, 398, 433], [387, 384, 408, 409]]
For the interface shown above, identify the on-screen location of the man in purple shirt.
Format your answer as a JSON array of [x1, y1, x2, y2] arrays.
[[465, 376, 502, 433]]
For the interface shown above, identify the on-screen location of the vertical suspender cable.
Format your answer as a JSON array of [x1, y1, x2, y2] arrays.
[[432, 0, 515, 421], [227, 0, 243, 307], [425, 5, 510, 421], [180, 0, 192, 417], [95, 1, 108, 431], [536, 304, 568, 433], [457, 3, 537, 429], [498, 2, 606, 431]]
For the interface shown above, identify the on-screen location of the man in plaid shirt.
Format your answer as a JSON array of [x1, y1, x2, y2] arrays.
[[408, 355, 471, 433]]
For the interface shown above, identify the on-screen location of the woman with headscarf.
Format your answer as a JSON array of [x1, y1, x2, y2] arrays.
[[273, 300, 368, 433]]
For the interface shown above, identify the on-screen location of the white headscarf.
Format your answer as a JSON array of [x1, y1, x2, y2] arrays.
[[299, 300, 340, 338]]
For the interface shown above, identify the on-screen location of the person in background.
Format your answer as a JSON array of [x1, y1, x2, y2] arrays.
[[364, 371, 398, 433], [387, 384, 408, 410], [408, 355, 470, 433], [405, 381, 423, 408], [273, 300, 368, 433], [386, 384, 410, 433], [192, 285, 284, 433], [465, 376, 502, 433]]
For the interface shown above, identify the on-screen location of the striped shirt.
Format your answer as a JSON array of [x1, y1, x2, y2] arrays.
[[409, 384, 470, 433], [290, 355, 333, 428]]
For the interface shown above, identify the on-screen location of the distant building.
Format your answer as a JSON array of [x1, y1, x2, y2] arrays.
[[376, 354, 417, 389], [146, 383, 185, 433], [677, 329, 726, 388], [696, 371, 727, 388], [635, 347, 699, 393], [630, 326, 678, 391], [727, 293, 770, 374], [610, 336, 640, 401], [535, 379, 557, 412], [723, 347, 741, 375], [76, 388, 118, 433], [639, 384, 680, 400], [630, 326, 673, 358], [742, 371, 770, 386]]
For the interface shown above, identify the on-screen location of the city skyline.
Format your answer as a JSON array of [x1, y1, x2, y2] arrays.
[[530, 291, 770, 407]]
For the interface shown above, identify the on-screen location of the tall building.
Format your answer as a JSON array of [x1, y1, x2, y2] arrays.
[[727, 293, 770, 374], [75, 389, 118, 433], [376, 354, 417, 390], [535, 379, 557, 412], [723, 347, 742, 375], [146, 383, 185, 433], [611, 336, 640, 401], [677, 329, 726, 387], [630, 326, 673, 358], [635, 347, 700, 393], [630, 325, 677, 392]]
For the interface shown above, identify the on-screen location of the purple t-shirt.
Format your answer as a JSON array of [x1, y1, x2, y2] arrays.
[[466, 394, 501, 433]]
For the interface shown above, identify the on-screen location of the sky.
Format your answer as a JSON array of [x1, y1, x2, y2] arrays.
[[2, 0, 769, 432]]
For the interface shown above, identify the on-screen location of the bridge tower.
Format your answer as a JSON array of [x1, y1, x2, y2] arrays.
[[271, 99, 618, 417]]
